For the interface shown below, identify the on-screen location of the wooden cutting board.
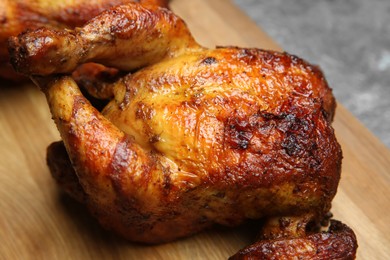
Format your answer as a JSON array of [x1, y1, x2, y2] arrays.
[[1, 0, 389, 259]]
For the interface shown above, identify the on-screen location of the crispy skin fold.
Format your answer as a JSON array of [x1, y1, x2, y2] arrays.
[[9, 2, 356, 258]]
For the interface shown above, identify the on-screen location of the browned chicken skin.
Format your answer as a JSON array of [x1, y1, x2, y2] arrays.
[[0, 0, 168, 81], [230, 220, 357, 259], [8, 2, 357, 259]]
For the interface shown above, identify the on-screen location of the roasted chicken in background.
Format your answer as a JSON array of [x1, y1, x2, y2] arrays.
[[0, 0, 168, 81], [8, 2, 357, 259]]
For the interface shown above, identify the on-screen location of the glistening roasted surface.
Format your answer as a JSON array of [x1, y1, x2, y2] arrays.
[[9, 3, 197, 76], [0, 0, 169, 81], [8, 2, 355, 258], [38, 46, 342, 243]]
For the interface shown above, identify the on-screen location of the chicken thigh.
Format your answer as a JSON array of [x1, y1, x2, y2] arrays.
[[8, 2, 357, 259]]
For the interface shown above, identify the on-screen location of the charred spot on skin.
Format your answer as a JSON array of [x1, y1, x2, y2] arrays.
[[224, 110, 317, 156], [281, 134, 302, 157], [261, 112, 287, 121], [224, 112, 270, 151], [226, 120, 253, 150], [200, 56, 218, 65], [277, 113, 318, 157]]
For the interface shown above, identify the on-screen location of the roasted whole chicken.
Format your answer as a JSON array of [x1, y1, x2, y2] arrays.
[[0, 0, 168, 81], [8, 2, 357, 259]]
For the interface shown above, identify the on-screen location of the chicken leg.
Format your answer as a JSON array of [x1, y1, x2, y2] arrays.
[[0, 0, 169, 81], [9, 3, 200, 76], [39, 75, 208, 243]]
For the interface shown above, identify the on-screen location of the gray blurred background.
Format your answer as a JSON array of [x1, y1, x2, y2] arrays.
[[234, 0, 390, 148]]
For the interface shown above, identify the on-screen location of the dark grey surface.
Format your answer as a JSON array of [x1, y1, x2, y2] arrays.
[[234, 0, 390, 148]]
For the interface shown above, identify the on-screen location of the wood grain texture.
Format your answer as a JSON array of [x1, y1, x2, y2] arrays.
[[0, 0, 389, 259]]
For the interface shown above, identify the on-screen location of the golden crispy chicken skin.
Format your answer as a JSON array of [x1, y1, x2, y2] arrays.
[[0, 0, 168, 81], [9, 2, 357, 258]]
